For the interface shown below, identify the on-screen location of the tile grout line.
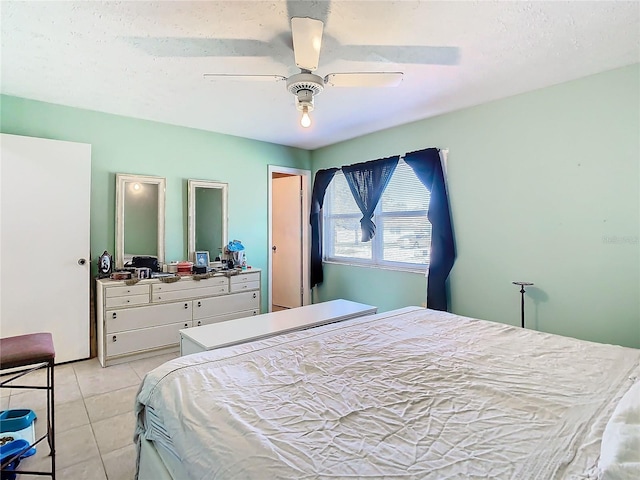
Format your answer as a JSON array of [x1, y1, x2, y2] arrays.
[[77, 364, 110, 480]]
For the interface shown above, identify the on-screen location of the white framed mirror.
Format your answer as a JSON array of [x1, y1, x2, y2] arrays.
[[188, 179, 228, 264], [115, 173, 166, 269]]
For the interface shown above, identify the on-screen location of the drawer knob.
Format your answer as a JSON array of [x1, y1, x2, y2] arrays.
[[197, 321, 202, 326], [184, 303, 188, 309], [112, 335, 117, 342], [197, 301, 202, 307], [112, 312, 117, 319], [253, 311, 257, 316], [253, 293, 256, 299], [126, 299, 130, 303], [184, 323, 189, 328]]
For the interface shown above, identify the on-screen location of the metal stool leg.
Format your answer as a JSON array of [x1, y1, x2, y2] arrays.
[[48, 359, 56, 479]]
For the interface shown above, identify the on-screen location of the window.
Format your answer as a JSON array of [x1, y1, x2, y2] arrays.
[[323, 160, 431, 269]]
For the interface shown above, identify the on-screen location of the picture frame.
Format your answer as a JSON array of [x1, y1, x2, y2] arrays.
[[195, 251, 210, 268], [98, 250, 113, 277], [136, 267, 151, 280]]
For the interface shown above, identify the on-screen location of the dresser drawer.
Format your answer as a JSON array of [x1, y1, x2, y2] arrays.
[[230, 272, 260, 285], [151, 277, 229, 302], [105, 284, 150, 298], [152, 276, 227, 294], [106, 301, 192, 333], [106, 322, 186, 357], [194, 308, 260, 327], [105, 294, 150, 309], [193, 290, 260, 320], [152, 285, 228, 302], [230, 281, 260, 293]]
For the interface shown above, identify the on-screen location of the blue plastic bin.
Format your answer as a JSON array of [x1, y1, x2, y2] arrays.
[[0, 410, 37, 433], [0, 410, 37, 458], [0, 439, 30, 480]]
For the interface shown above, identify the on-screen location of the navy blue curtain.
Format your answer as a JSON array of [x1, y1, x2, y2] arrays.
[[310, 168, 339, 288], [342, 156, 399, 242], [404, 148, 455, 311]]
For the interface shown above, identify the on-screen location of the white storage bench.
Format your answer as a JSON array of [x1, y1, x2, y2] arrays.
[[179, 299, 377, 355]]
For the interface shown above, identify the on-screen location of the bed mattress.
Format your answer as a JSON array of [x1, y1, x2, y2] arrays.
[[135, 308, 640, 479]]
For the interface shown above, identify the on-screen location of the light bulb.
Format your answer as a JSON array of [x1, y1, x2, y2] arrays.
[[300, 106, 311, 128]]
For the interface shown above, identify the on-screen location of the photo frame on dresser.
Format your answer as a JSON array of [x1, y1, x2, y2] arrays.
[[97, 250, 113, 277], [195, 251, 210, 268]]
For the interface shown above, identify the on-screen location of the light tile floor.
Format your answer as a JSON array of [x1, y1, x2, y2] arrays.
[[1, 351, 179, 479]]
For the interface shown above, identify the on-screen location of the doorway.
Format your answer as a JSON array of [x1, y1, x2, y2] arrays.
[[268, 166, 311, 312]]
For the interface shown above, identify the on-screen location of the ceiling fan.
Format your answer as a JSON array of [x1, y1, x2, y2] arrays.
[[128, 2, 459, 129], [203, 17, 407, 129]]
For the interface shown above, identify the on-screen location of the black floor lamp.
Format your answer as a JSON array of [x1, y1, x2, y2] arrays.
[[512, 281, 534, 328]]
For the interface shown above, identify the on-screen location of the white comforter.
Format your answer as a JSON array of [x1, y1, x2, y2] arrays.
[[135, 308, 640, 480]]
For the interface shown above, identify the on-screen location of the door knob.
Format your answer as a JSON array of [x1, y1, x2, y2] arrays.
[[78, 258, 87, 265], [272, 246, 277, 252]]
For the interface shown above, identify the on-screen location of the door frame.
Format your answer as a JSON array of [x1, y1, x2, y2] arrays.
[[268, 165, 311, 312]]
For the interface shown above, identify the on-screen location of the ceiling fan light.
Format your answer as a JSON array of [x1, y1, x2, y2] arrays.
[[301, 106, 312, 128]]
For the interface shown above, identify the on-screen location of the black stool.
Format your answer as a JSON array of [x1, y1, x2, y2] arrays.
[[0, 332, 55, 479]]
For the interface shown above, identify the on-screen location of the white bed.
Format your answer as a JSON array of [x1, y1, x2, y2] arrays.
[[134, 307, 640, 479]]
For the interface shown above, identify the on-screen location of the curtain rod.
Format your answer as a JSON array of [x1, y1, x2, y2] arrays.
[[334, 148, 449, 170], [399, 147, 449, 160]]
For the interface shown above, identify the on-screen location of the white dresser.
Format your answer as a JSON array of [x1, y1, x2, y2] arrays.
[[96, 269, 261, 366]]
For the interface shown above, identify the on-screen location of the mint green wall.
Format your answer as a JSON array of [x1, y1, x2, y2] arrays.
[[319, 264, 428, 313], [311, 64, 640, 348], [0, 95, 311, 313]]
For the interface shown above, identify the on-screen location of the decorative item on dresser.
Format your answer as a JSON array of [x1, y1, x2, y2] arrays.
[[97, 251, 113, 278], [95, 269, 261, 367]]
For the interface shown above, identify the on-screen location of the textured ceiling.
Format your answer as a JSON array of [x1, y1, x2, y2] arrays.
[[2, 1, 639, 150]]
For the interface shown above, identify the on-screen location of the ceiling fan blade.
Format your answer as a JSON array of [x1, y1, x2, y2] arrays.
[[203, 74, 287, 83], [287, 0, 331, 27], [324, 72, 404, 88], [341, 45, 460, 66], [291, 17, 324, 71]]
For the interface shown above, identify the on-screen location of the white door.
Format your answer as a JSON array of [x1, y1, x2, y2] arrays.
[[1, 134, 91, 363], [272, 175, 303, 309]]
